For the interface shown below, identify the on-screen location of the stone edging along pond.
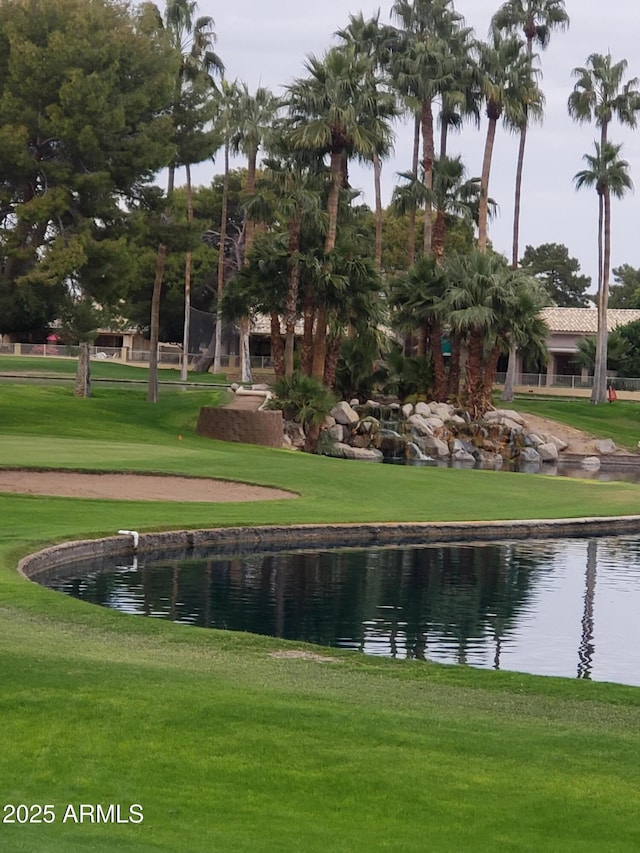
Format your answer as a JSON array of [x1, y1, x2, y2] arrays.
[[18, 516, 640, 580]]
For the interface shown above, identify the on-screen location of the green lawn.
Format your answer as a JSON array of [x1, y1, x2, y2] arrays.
[[2, 382, 640, 852], [0, 354, 227, 384]]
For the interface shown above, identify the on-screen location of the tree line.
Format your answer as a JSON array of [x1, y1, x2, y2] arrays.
[[2, 0, 640, 409]]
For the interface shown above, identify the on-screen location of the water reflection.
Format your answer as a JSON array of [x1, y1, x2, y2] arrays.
[[42, 536, 640, 686]]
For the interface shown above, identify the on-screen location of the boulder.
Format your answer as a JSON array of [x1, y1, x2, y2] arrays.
[[448, 414, 467, 427], [538, 442, 559, 462], [581, 456, 601, 470], [485, 409, 526, 426], [519, 447, 541, 464], [431, 403, 454, 419], [451, 448, 475, 463], [414, 401, 431, 417], [543, 434, 569, 452], [595, 438, 617, 455], [420, 436, 450, 458], [526, 433, 545, 448], [328, 424, 348, 442], [330, 401, 360, 426], [284, 421, 306, 449], [323, 415, 336, 429], [408, 415, 434, 437], [350, 398, 360, 408], [331, 443, 384, 462], [401, 403, 414, 419]]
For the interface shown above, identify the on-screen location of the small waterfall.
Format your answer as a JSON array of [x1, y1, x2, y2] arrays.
[[407, 442, 433, 461]]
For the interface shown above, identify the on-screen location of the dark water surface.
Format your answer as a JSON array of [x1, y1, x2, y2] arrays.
[[42, 535, 640, 686]]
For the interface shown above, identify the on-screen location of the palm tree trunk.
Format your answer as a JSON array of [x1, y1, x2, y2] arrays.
[[447, 329, 463, 401], [591, 191, 606, 404], [373, 150, 383, 272], [147, 243, 167, 403], [464, 328, 484, 418], [501, 341, 517, 402], [241, 148, 259, 384], [311, 303, 328, 381], [482, 342, 502, 410], [478, 117, 498, 254], [430, 319, 447, 402], [432, 208, 446, 263], [323, 332, 342, 389], [270, 311, 284, 378], [420, 99, 435, 256], [180, 163, 193, 382], [213, 143, 230, 375], [407, 113, 420, 267], [284, 215, 302, 377], [511, 121, 527, 268], [301, 283, 314, 375]]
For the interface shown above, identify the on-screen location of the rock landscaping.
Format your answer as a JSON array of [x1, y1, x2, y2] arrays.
[[294, 399, 621, 467]]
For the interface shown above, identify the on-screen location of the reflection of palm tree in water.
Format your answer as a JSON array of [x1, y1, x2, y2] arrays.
[[577, 540, 598, 680]]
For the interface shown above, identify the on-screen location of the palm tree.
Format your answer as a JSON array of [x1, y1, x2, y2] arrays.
[[335, 12, 399, 272], [476, 31, 532, 253], [574, 141, 633, 404], [232, 83, 282, 382], [162, 0, 223, 383], [431, 154, 481, 262], [492, 1, 569, 267], [443, 250, 543, 415], [287, 46, 394, 380], [389, 255, 448, 399], [391, 0, 465, 256], [568, 53, 640, 150]]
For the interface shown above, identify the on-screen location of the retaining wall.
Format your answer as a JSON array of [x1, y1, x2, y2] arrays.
[[196, 407, 283, 448]]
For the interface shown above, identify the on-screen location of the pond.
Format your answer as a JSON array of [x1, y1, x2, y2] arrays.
[[41, 535, 640, 687]]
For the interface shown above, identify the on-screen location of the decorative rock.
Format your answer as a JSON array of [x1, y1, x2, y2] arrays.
[[543, 434, 569, 452], [420, 436, 450, 458], [485, 409, 526, 426], [519, 447, 541, 464], [451, 448, 475, 463], [538, 442, 559, 462], [332, 443, 384, 462], [448, 415, 466, 427], [431, 403, 454, 419], [526, 433, 545, 447], [352, 434, 373, 448], [350, 398, 360, 408], [230, 383, 239, 392], [407, 415, 434, 437], [323, 415, 336, 429], [284, 421, 306, 449], [424, 416, 445, 430], [402, 403, 414, 419], [414, 402, 431, 417], [595, 438, 617, 455], [582, 456, 601, 470], [389, 403, 400, 411], [328, 424, 348, 442], [330, 401, 360, 426]]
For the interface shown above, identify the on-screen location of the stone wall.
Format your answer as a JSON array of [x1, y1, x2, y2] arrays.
[[196, 407, 283, 449]]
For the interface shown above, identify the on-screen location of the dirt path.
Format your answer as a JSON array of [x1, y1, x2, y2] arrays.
[[519, 412, 630, 456]]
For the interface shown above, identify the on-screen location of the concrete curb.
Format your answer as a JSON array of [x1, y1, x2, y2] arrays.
[[18, 516, 640, 580]]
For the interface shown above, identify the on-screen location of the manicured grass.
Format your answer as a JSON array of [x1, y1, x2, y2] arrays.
[[2, 381, 640, 851], [0, 355, 227, 384]]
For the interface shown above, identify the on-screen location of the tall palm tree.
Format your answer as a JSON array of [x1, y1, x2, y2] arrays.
[[391, 0, 465, 256], [492, 1, 569, 267], [232, 83, 282, 382], [162, 0, 223, 383], [287, 46, 394, 380], [574, 141, 633, 404], [476, 30, 532, 254], [568, 53, 640, 150], [335, 12, 399, 272]]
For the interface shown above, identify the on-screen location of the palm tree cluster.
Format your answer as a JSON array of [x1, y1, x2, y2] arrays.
[[9, 0, 639, 412]]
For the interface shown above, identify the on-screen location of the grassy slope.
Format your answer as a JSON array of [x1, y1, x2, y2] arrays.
[[2, 383, 640, 851], [509, 395, 640, 452], [0, 355, 226, 383]]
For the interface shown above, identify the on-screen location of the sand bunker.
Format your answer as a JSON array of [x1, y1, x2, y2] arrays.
[[0, 470, 296, 503]]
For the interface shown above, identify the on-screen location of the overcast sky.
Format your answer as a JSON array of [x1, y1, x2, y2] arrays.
[[190, 0, 640, 289]]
